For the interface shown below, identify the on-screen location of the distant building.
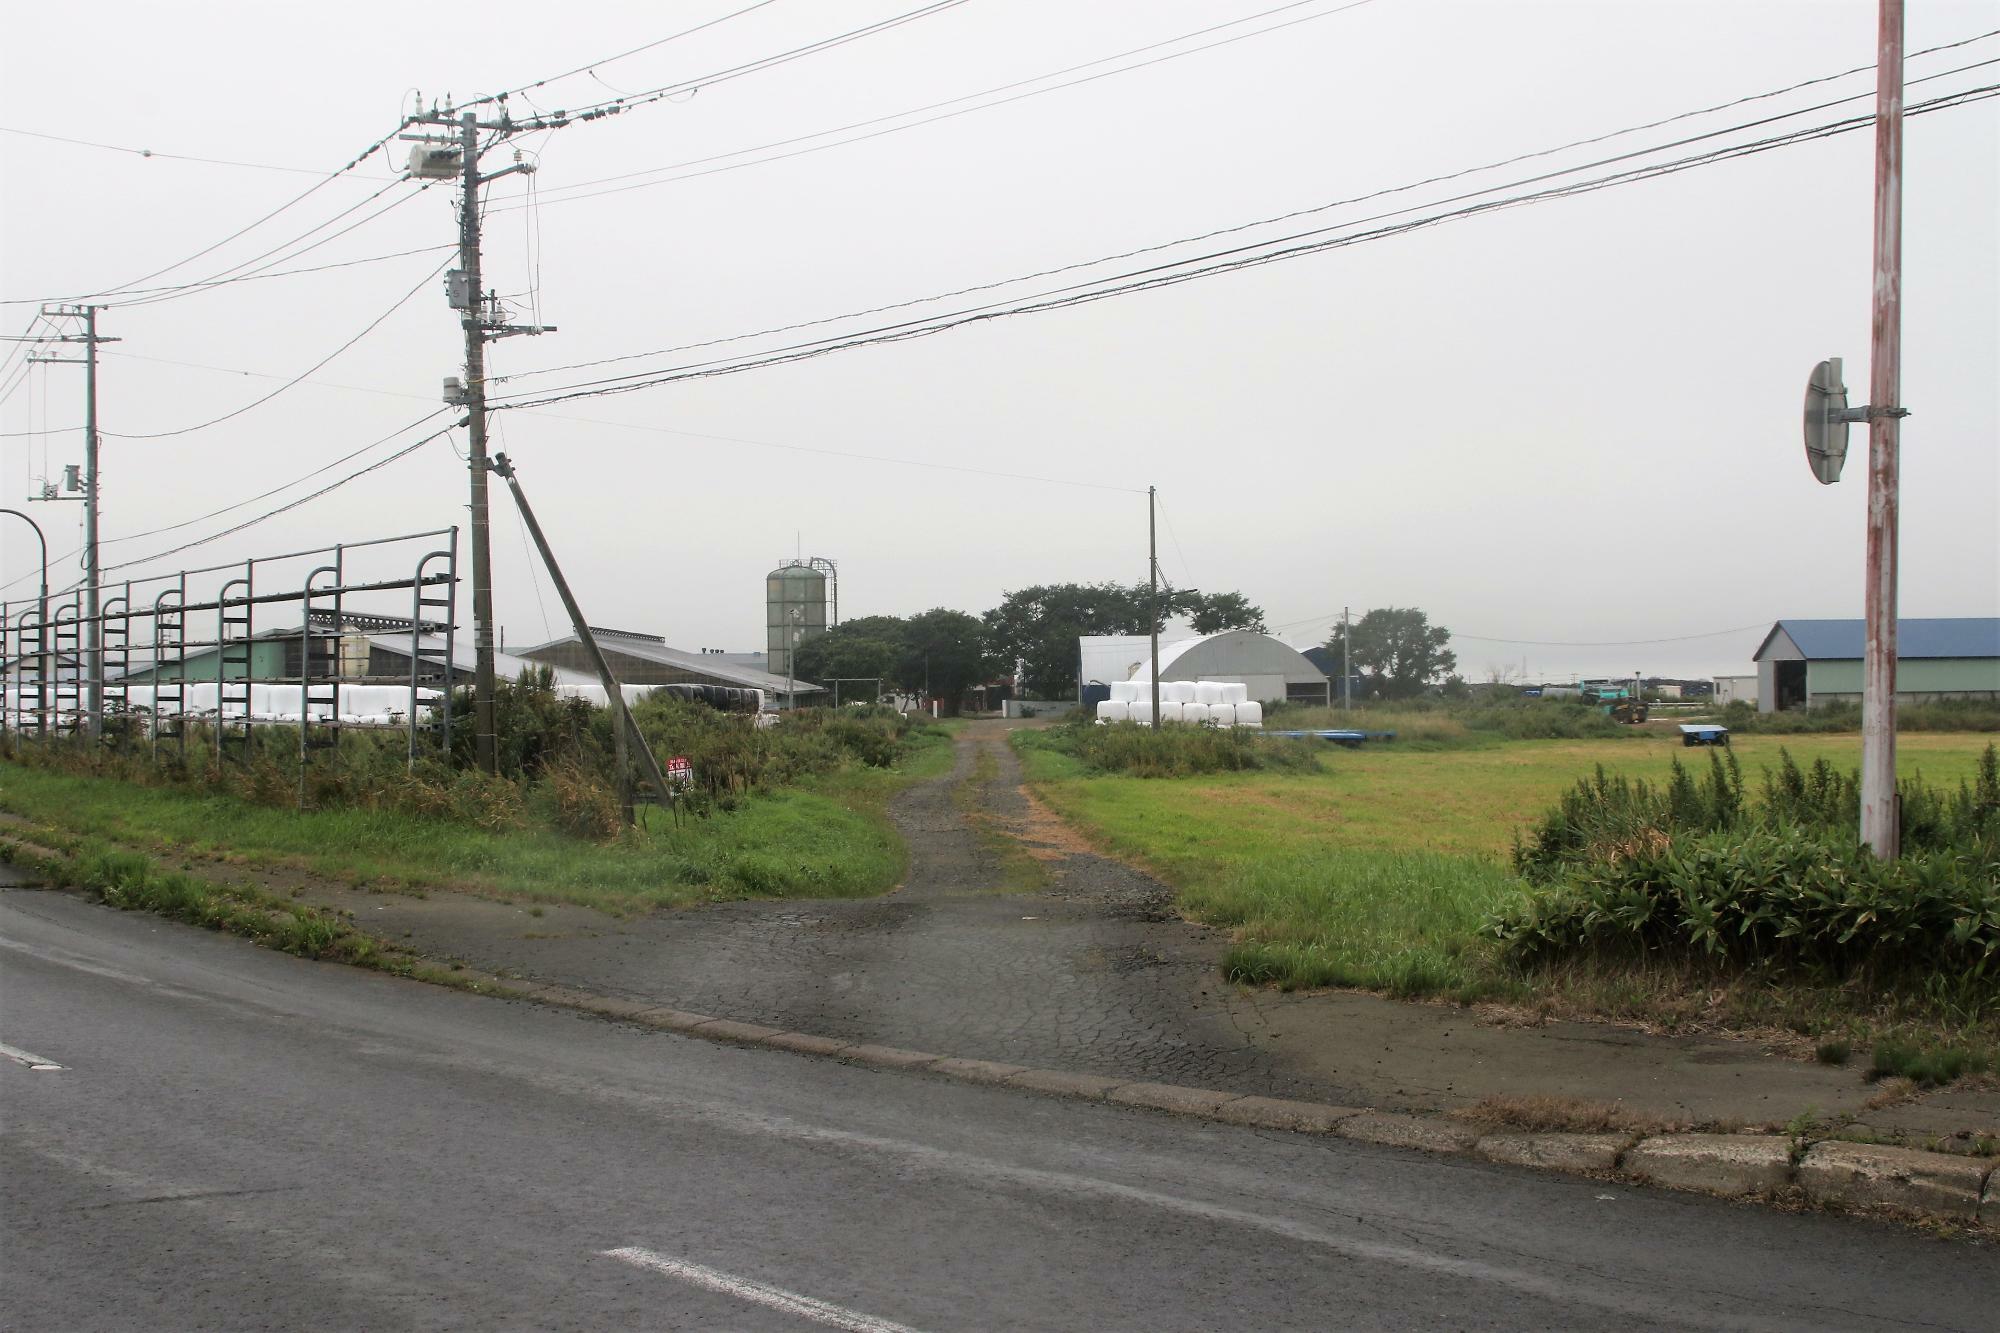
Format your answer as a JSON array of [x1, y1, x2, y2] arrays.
[[521, 627, 822, 708], [1713, 674, 1759, 707], [1752, 618, 2000, 712], [1079, 629, 1329, 706]]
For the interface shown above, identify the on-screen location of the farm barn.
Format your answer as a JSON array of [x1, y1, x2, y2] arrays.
[[1752, 618, 2000, 713]]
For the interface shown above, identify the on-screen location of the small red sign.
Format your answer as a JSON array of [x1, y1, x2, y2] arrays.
[[666, 756, 692, 784]]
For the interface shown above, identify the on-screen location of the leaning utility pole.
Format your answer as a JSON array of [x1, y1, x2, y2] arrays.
[[27, 304, 116, 737], [1147, 486, 1161, 730], [405, 102, 553, 774], [1860, 0, 1906, 856], [490, 452, 674, 815]]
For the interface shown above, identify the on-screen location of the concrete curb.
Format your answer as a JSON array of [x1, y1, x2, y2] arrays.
[[505, 973, 1998, 1232]]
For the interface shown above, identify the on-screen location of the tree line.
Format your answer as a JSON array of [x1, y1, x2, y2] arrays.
[[791, 585, 1460, 709], [791, 583, 1266, 706]]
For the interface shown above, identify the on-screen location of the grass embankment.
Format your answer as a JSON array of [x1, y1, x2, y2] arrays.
[[0, 727, 955, 913], [1018, 730, 2000, 1059], [0, 835, 482, 989]]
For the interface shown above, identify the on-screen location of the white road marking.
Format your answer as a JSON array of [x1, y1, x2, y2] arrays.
[[603, 1248, 925, 1333], [0, 1040, 64, 1070]]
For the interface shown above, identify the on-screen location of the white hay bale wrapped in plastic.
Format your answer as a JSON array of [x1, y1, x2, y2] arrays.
[[1235, 700, 1264, 727], [1222, 682, 1249, 705], [1161, 680, 1192, 704], [1110, 680, 1139, 704], [1208, 702, 1236, 727], [1158, 700, 1184, 723], [1097, 699, 1129, 723], [1128, 700, 1154, 726], [1182, 701, 1210, 725], [1194, 681, 1223, 706]]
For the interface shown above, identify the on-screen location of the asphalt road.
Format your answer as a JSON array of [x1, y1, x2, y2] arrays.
[[3, 887, 1994, 1332]]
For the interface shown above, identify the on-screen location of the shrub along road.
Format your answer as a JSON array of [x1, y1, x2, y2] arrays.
[[55, 720, 1992, 1146]]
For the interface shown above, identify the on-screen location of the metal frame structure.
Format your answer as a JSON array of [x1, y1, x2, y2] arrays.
[[0, 528, 460, 801]]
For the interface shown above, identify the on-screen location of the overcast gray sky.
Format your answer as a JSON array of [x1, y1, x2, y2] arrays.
[[3, 0, 1994, 682]]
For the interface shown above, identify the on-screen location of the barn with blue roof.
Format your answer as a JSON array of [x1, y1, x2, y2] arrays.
[[1752, 618, 2000, 712]]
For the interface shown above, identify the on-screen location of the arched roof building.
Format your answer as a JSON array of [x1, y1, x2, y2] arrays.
[[1078, 629, 1329, 706]]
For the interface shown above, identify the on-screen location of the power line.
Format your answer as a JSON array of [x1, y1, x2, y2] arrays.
[[98, 410, 453, 550], [1263, 609, 1771, 647], [481, 1, 978, 133], [0, 411, 455, 597], [108, 257, 452, 439], [0, 123, 399, 177], [465, 0, 789, 109], [488, 83, 2000, 416], [495, 44, 2000, 390], [511, 0, 1379, 210], [75, 345, 1140, 494], [1449, 623, 1773, 647], [487, 81, 1998, 412], [6, 120, 417, 307], [106, 178, 435, 311], [496, 410, 1147, 494], [2, 256, 451, 440], [99, 426, 456, 575]]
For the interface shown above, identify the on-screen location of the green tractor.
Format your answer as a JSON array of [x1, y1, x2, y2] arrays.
[[1581, 682, 1649, 725]]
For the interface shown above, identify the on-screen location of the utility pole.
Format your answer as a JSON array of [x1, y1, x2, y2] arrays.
[[406, 101, 554, 774], [27, 304, 115, 737], [1341, 606, 1351, 712], [1861, 0, 1906, 856], [1147, 486, 1160, 730]]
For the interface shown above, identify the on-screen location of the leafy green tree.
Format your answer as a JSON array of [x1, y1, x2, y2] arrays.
[[983, 582, 1267, 697], [1322, 607, 1457, 700], [983, 583, 1155, 699], [1183, 591, 1266, 635], [791, 615, 907, 688], [898, 608, 992, 713]]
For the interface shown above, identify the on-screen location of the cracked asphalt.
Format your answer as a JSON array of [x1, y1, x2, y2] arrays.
[[426, 724, 1328, 1098]]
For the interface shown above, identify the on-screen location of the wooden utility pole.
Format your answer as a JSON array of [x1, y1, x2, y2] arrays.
[[1861, 0, 1906, 856], [1147, 486, 1160, 729]]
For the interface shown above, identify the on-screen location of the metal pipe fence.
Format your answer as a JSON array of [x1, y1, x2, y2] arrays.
[[1, 528, 459, 793]]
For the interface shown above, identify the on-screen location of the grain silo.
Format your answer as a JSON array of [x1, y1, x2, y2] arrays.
[[766, 558, 834, 679]]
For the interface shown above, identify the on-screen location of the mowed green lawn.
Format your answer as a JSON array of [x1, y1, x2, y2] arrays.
[[1020, 732, 1995, 996]]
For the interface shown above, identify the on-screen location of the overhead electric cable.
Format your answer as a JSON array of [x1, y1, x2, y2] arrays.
[[10, 120, 417, 306], [489, 80, 1998, 409], [512, 0, 1380, 209], [99, 426, 457, 574], [4, 257, 451, 440], [480, 0, 977, 134], [0, 411, 454, 597], [108, 177, 432, 310], [465, 0, 789, 108], [0, 123, 396, 177], [98, 409, 454, 548], [498, 47, 1999, 388]]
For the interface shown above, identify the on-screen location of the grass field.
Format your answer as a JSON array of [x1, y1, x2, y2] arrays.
[[1019, 731, 1998, 1024], [0, 728, 955, 914]]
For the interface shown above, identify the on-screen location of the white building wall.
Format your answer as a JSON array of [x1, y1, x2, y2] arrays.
[[1713, 674, 1759, 707]]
